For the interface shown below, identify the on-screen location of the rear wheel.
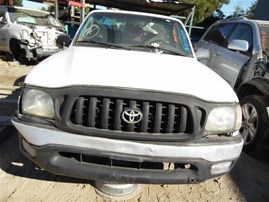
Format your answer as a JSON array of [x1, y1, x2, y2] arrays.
[[240, 95, 269, 155]]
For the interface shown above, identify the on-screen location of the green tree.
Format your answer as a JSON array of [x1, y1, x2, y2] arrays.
[[245, 0, 258, 19], [180, 0, 229, 23], [227, 1, 257, 19], [197, 9, 226, 27], [12, 0, 22, 6], [231, 5, 245, 17], [215, 9, 226, 19]]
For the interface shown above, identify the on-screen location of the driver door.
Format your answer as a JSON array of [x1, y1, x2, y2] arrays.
[[196, 23, 252, 87], [210, 23, 252, 87]]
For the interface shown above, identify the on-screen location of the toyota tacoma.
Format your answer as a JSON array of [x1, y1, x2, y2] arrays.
[[12, 9, 243, 184]]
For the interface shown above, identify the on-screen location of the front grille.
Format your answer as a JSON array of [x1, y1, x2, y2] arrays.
[[38, 86, 212, 141], [69, 96, 202, 134]]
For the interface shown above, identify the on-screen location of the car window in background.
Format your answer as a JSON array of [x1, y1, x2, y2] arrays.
[[190, 27, 207, 45], [7, 7, 62, 28], [204, 23, 236, 47]]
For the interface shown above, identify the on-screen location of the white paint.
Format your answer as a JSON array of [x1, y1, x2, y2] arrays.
[[26, 47, 238, 102]]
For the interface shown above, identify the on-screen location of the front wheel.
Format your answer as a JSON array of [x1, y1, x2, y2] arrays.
[[10, 39, 29, 65], [10, 39, 21, 62], [240, 95, 269, 155]]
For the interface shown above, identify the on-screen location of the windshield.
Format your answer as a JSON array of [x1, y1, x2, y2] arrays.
[[74, 11, 193, 57], [8, 7, 62, 28]]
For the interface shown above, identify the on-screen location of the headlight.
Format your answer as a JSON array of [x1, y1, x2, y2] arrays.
[[205, 104, 242, 134], [21, 29, 30, 40], [21, 89, 55, 119]]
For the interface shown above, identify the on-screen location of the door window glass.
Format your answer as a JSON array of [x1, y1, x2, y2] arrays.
[[204, 23, 235, 47], [228, 24, 253, 54]]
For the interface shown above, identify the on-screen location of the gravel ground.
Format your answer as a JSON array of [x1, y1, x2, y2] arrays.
[[1, 58, 269, 202], [0, 59, 32, 87]]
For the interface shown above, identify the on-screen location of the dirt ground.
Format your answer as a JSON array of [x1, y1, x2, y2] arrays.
[[0, 58, 32, 87], [1, 58, 269, 202]]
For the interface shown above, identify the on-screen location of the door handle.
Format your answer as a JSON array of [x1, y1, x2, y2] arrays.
[[216, 52, 221, 56]]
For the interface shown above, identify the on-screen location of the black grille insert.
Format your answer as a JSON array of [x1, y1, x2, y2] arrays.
[[69, 96, 201, 134]]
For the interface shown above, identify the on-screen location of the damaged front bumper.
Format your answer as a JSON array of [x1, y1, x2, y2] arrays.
[[12, 117, 243, 184], [19, 39, 60, 60]]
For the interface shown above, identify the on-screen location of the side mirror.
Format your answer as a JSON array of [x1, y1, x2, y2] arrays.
[[56, 34, 71, 48], [195, 48, 210, 60], [228, 39, 249, 52]]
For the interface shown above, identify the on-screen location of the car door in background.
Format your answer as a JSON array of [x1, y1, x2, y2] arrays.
[[197, 23, 252, 87]]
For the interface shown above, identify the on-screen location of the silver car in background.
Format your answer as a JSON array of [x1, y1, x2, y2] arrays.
[[0, 5, 66, 64], [195, 17, 269, 158]]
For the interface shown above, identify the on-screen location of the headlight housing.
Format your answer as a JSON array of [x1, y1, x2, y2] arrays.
[[21, 89, 55, 119], [205, 104, 242, 135], [21, 29, 30, 40]]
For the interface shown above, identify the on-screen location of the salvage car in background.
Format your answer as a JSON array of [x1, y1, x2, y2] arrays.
[[195, 17, 269, 157], [0, 5, 66, 64]]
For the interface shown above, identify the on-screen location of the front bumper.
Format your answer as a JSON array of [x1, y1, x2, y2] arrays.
[[19, 40, 60, 59], [27, 46, 60, 59], [12, 118, 243, 184]]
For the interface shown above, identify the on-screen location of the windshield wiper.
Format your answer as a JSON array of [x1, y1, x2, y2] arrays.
[[129, 44, 184, 56], [76, 40, 130, 50]]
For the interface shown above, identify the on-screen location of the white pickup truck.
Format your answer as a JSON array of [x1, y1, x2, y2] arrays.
[[12, 9, 243, 184]]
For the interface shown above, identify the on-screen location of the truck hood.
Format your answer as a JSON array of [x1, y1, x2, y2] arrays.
[[25, 46, 238, 102]]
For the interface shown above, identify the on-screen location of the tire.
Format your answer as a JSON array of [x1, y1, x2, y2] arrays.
[[240, 95, 269, 155], [10, 39, 21, 61], [10, 39, 29, 65], [18, 49, 29, 65]]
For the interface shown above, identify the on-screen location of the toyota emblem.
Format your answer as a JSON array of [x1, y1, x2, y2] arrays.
[[122, 108, 143, 124]]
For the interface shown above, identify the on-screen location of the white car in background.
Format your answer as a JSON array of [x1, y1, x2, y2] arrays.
[[0, 5, 66, 64]]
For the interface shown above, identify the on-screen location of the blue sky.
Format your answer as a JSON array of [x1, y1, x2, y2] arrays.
[[221, 0, 257, 16]]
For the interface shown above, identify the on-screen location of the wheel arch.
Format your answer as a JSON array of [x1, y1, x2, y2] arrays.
[[8, 38, 30, 64], [9, 37, 21, 52], [236, 78, 269, 101]]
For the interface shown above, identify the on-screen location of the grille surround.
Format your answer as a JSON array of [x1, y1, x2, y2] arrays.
[[24, 86, 224, 142]]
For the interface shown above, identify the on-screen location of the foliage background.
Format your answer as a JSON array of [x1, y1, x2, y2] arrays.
[[12, 0, 22, 6], [180, 0, 230, 23]]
